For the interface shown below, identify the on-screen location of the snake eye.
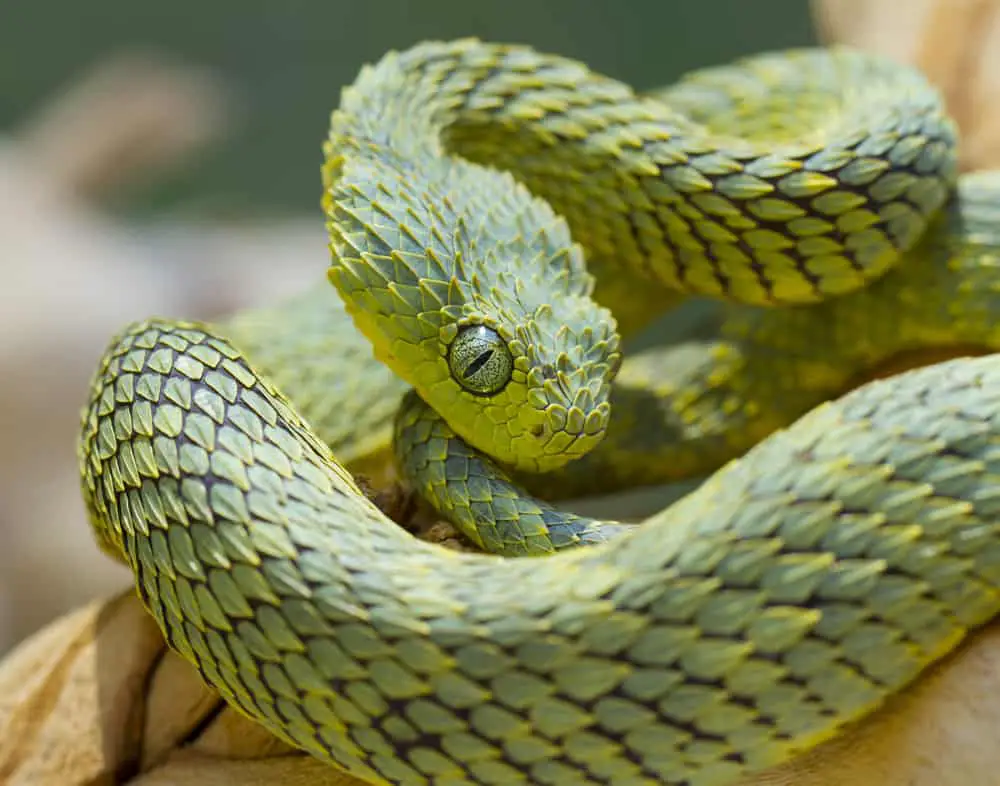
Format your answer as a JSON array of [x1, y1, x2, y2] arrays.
[[448, 325, 513, 395]]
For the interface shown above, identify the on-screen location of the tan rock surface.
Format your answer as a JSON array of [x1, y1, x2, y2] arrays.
[[3, 591, 1000, 785]]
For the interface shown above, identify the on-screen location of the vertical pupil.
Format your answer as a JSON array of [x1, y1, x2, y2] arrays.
[[464, 348, 494, 378]]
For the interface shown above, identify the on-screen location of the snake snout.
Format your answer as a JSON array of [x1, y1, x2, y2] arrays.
[[516, 309, 619, 470], [527, 382, 612, 469]]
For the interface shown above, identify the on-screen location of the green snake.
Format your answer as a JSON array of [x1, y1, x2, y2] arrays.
[[77, 39, 1000, 785]]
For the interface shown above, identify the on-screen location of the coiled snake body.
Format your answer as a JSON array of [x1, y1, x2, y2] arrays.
[[79, 40, 1000, 785]]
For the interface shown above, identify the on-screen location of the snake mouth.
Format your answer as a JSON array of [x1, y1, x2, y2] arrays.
[[516, 432, 604, 475]]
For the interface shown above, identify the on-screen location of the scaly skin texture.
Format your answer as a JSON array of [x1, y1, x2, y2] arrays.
[[78, 40, 1000, 785]]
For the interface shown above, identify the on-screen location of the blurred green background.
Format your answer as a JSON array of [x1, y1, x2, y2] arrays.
[[1, 0, 815, 217]]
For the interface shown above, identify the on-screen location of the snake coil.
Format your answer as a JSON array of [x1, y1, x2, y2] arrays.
[[80, 40, 1000, 786]]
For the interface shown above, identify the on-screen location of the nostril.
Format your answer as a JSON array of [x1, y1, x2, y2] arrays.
[[530, 423, 545, 437]]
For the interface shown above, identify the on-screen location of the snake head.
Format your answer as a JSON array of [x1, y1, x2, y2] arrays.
[[326, 154, 622, 473], [435, 292, 621, 474]]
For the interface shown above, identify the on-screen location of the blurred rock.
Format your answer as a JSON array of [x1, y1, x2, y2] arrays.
[[814, 0, 1000, 172], [0, 53, 325, 652]]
